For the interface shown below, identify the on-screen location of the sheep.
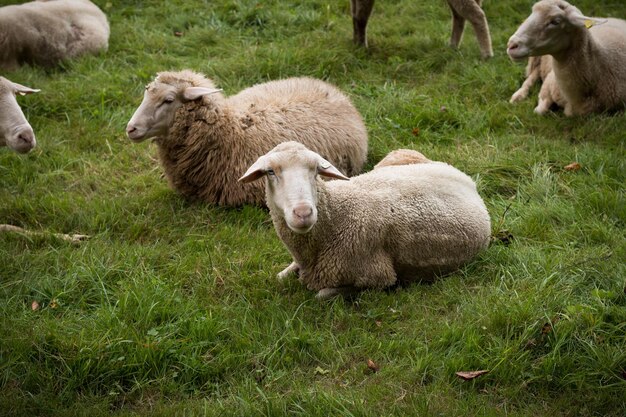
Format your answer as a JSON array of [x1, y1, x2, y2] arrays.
[[510, 56, 567, 114], [507, 0, 626, 116], [239, 142, 491, 299], [126, 70, 368, 207], [373, 148, 431, 168], [0, 76, 39, 154], [0, 0, 109, 70], [350, 0, 493, 59]]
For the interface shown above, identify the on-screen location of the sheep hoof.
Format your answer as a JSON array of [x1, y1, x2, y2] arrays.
[[316, 288, 340, 300], [510, 91, 526, 103], [315, 286, 358, 300], [277, 262, 300, 281]]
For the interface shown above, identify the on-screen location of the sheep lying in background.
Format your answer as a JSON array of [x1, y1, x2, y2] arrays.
[[373, 148, 431, 168], [126, 70, 368, 207], [0, 77, 39, 154], [510, 56, 566, 114], [507, 0, 626, 116], [240, 142, 491, 299], [351, 0, 493, 59], [0, 0, 109, 70]]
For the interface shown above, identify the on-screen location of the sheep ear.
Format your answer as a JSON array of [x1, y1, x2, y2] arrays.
[[11, 81, 40, 96], [569, 12, 607, 29], [183, 87, 222, 101], [317, 157, 349, 181], [239, 156, 268, 183]]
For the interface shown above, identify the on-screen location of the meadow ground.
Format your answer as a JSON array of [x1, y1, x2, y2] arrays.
[[1, 0, 625, 415]]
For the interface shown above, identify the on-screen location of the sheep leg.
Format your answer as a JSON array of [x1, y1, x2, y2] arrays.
[[277, 261, 300, 281], [351, 0, 375, 47], [510, 73, 540, 103], [448, 1, 466, 49], [534, 83, 554, 115], [450, 0, 493, 59], [315, 286, 358, 300], [511, 58, 542, 103]]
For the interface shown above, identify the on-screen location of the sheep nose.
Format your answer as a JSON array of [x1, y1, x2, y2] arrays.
[[18, 130, 35, 146], [507, 37, 520, 51], [126, 124, 137, 135], [293, 204, 313, 221]]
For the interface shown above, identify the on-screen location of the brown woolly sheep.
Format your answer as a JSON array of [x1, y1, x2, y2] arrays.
[[126, 70, 368, 206]]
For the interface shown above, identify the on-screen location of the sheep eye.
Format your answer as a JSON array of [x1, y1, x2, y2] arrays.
[[549, 18, 561, 26], [266, 169, 275, 176], [163, 97, 175, 104]]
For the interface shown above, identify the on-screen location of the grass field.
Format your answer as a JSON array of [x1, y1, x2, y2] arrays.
[[1, 0, 625, 415]]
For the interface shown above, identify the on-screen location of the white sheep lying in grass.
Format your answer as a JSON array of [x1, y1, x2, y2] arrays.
[[0, 0, 109, 70], [240, 142, 491, 299], [126, 70, 368, 207], [0, 77, 39, 154], [510, 56, 566, 114], [351, 0, 493, 58], [507, 0, 626, 116]]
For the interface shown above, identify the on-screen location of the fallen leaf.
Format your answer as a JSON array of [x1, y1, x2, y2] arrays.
[[367, 359, 380, 373], [174, 31, 184, 37], [455, 370, 489, 380], [411, 127, 420, 136], [31, 301, 39, 311], [564, 162, 581, 171], [375, 320, 382, 327], [49, 299, 58, 309], [440, 106, 447, 112], [314, 366, 330, 375]]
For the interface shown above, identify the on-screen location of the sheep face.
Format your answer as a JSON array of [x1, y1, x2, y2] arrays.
[[239, 142, 349, 234], [0, 77, 38, 154], [507, 0, 599, 61], [126, 80, 221, 142]]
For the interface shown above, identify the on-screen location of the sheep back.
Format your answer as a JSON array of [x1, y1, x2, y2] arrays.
[[272, 162, 491, 291], [160, 77, 368, 206]]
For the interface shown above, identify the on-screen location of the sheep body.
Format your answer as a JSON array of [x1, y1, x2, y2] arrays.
[[351, 0, 493, 58], [0, 0, 109, 70], [373, 149, 431, 168], [0, 77, 38, 154], [126, 71, 368, 206], [240, 142, 491, 298], [508, 0, 626, 116]]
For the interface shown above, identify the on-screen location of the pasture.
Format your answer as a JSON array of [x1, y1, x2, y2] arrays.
[[1, 0, 625, 415]]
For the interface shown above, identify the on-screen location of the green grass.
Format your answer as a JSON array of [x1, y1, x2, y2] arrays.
[[1, 0, 625, 415]]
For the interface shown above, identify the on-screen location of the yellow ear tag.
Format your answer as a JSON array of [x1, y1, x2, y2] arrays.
[[584, 19, 594, 29]]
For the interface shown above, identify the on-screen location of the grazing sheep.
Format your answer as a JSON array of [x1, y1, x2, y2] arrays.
[[126, 70, 368, 207], [0, 77, 39, 154], [0, 0, 109, 70], [507, 0, 626, 116], [240, 142, 491, 299], [351, 0, 493, 59]]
